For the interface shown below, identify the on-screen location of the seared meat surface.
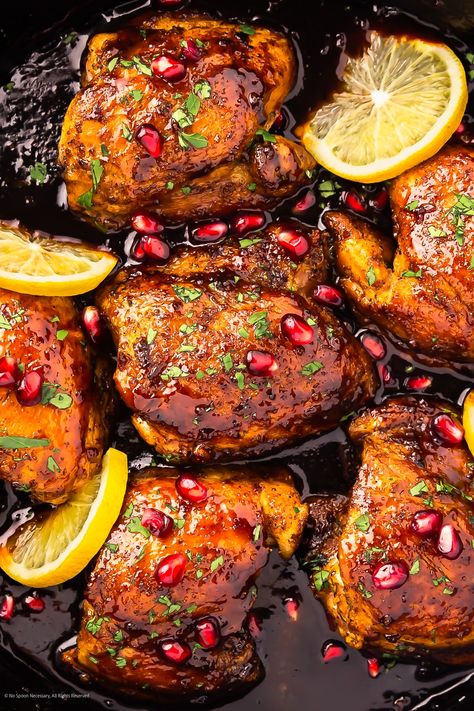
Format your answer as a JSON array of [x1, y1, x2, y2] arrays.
[[307, 397, 474, 664], [97, 225, 376, 462], [325, 145, 474, 362], [0, 290, 110, 503], [66, 466, 308, 699], [58, 12, 315, 230]]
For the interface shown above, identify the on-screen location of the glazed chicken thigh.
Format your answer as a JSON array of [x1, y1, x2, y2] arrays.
[[66, 466, 308, 699], [97, 224, 377, 463], [325, 144, 474, 362], [0, 289, 109, 504], [306, 397, 474, 664], [58, 12, 315, 231]]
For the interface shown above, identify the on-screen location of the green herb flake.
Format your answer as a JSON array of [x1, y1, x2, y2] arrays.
[[238, 327, 249, 338], [221, 353, 234, 372], [146, 327, 157, 345], [409, 558, 420, 575], [115, 657, 127, 668], [178, 132, 208, 149], [366, 265, 376, 286], [253, 524, 261, 542], [194, 80, 211, 99], [56, 329, 68, 341], [166, 181, 174, 190], [405, 199, 419, 212], [235, 372, 245, 390], [121, 122, 133, 142], [173, 285, 203, 303], [132, 55, 152, 76], [181, 186, 192, 195], [255, 127, 276, 144], [0, 436, 50, 449], [29, 162, 48, 185], [409, 480, 429, 497], [401, 269, 423, 278], [108, 57, 119, 72], [238, 24, 256, 36], [301, 360, 324, 377], [106, 542, 119, 553], [47, 456, 60, 473], [130, 89, 143, 101], [313, 569, 330, 592], [354, 513, 370, 532], [210, 554, 224, 572], [239, 238, 262, 249], [127, 516, 151, 538], [247, 182, 257, 192]]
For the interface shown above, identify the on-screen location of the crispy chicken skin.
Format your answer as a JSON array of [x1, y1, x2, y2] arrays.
[[307, 397, 474, 664], [96, 226, 376, 463], [66, 466, 308, 699], [325, 145, 474, 362], [58, 12, 315, 230], [0, 289, 110, 503]]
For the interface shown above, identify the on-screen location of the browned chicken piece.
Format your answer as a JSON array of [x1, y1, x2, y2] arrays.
[[58, 12, 315, 231], [306, 397, 474, 664], [96, 225, 376, 463], [0, 289, 110, 504], [325, 144, 474, 362], [64, 466, 308, 700]]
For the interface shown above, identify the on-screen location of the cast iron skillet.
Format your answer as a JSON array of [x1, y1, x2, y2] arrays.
[[0, 1, 473, 710]]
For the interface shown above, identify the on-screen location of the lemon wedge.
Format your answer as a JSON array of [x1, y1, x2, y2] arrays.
[[302, 33, 468, 182], [462, 390, 474, 457], [0, 223, 118, 296], [0, 448, 128, 587]]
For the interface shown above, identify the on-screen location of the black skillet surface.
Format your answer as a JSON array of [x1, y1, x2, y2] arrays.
[[0, 0, 474, 709]]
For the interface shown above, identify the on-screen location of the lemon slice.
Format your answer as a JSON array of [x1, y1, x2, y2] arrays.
[[0, 223, 118, 296], [0, 448, 128, 587], [302, 33, 468, 182], [462, 390, 474, 457]]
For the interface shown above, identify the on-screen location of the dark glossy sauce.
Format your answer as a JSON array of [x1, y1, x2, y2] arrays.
[[0, 0, 474, 709]]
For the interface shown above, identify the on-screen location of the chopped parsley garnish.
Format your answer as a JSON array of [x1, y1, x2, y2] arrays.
[[29, 162, 48, 185], [132, 55, 152, 76], [253, 524, 261, 542], [77, 158, 104, 209], [178, 132, 208, 149], [401, 269, 422, 278], [210, 554, 224, 572], [130, 89, 143, 101], [127, 517, 151, 538], [247, 182, 257, 192], [313, 569, 330, 592], [0, 436, 50, 449], [405, 199, 419, 212], [301, 361, 324, 377], [56, 329, 68, 341], [173, 285, 203, 303], [354, 513, 370, 532], [108, 57, 119, 72], [238, 24, 256, 36], [41, 383, 73, 410], [194, 80, 211, 99], [366, 265, 376, 286], [221, 353, 234, 372], [47, 456, 60, 473], [146, 327, 157, 345], [409, 559, 420, 575], [409, 480, 428, 497], [248, 311, 272, 339], [106, 542, 119, 553], [239, 238, 262, 249], [255, 128, 277, 144], [121, 122, 133, 141]]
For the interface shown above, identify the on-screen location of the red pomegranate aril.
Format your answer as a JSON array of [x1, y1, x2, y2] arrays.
[[141, 235, 170, 263], [367, 658, 381, 678], [246, 350, 278, 377], [292, 189, 316, 214], [313, 284, 343, 307], [24, 594, 45, 613], [231, 212, 265, 235], [0, 356, 20, 387], [361, 332, 386, 360], [196, 617, 221, 649], [432, 413, 464, 445], [378, 364, 391, 385], [321, 640, 347, 663], [372, 560, 409, 590], [411, 509, 443, 538], [369, 188, 388, 211], [0, 595, 14, 620], [276, 228, 310, 258], [155, 552, 187, 587], [181, 39, 201, 62], [82, 306, 103, 343], [131, 211, 164, 235], [192, 220, 228, 243], [159, 639, 192, 664], [281, 314, 313, 345], [455, 122, 466, 134], [159, 0, 183, 5], [437, 523, 463, 559], [406, 375, 432, 391], [271, 109, 287, 132], [151, 55, 186, 82], [141, 508, 174, 538], [16, 371, 43, 407], [176, 474, 208, 503], [284, 597, 299, 621], [247, 611, 262, 637], [131, 236, 145, 260], [343, 190, 367, 213], [135, 124, 164, 158]]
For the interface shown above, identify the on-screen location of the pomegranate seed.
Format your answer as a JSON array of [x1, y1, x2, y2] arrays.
[[321, 640, 347, 663], [231, 212, 265, 235], [159, 638, 192, 664], [411, 510, 442, 537], [0, 356, 20, 387], [432, 413, 464, 445], [247, 611, 262, 637], [141, 508, 174, 538], [369, 188, 388, 211], [176, 475, 208, 503], [367, 658, 381, 678], [141, 235, 170, 263], [246, 350, 278, 377], [24, 594, 45, 612], [313, 284, 343, 307], [82, 306, 103, 343], [271, 110, 288, 133], [361, 332, 386, 360], [16, 371, 43, 406], [181, 39, 201, 62], [372, 561, 409, 590], [281, 314, 313, 345], [405, 375, 432, 391], [159, 0, 182, 4], [131, 236, 145, 260], [195, 617, 221, 649], [276, 228, 310, 258], [0, 595, 14, 620], [343, 190, 367, 213], [437, 523, 463, 559], [292, 189, 316, 214], [284, 597, 299, 621], [135, 124, 164, 158], [455, 122, 466, 134], [151, 55, 186, 82], [378, 364, 391, 384], [131, 211, 164, 235], [155, 552, 187, 587], [192, 220, 228, 243]]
